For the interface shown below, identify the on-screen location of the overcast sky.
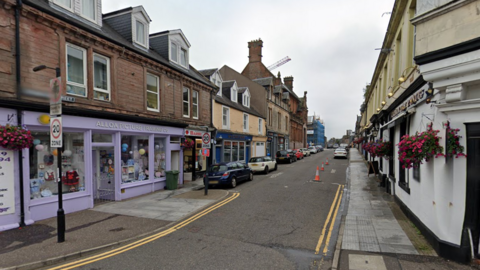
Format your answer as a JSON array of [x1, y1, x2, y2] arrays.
[[103, 0, 395, 139]]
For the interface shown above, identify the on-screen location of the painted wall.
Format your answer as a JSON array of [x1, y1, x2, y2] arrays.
[[213, 101, 265, 136]]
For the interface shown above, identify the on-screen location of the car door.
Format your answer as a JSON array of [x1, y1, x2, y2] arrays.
[[236, 162, 247, 180], [265, 157, 274, 170]]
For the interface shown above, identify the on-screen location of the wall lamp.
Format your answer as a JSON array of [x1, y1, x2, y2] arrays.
[[33, 65, 61, 77], [398, 66, 418, 84], [381, 100, 386, 106]]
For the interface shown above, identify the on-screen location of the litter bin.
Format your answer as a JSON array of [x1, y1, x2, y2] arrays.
[[166, 170, 179, 190]]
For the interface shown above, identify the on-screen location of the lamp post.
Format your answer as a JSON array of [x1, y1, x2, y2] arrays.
[[33, 65, 65, 243]]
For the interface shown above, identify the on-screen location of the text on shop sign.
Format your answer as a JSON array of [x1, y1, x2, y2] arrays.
[[96, 121, 168, 132]]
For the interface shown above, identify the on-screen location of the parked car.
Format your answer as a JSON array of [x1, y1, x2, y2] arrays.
[[333, 147, 348, 159], [204, 162, 253, 188], [287, 150, 298, 162], [315, 145, 324, 152], [327, 144, 333, 149], [248, 156, 277, 174], [276, 150, 296, 163], [308, 146, 317, 154], [292, 149, 304, 160], [333, 144, 339, 149], [301, 148, 311, 156]]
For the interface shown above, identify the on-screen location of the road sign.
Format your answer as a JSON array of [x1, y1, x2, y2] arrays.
[[202, 133, 211, 144], [50, 116, 62, 148], [50, 77, 62, 115], [201, 148, 210, 157]]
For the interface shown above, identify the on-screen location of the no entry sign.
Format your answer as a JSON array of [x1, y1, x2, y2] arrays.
[[50, 116, 62, 148]]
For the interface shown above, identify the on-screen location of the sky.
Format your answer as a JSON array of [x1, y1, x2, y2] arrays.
[[103, 0, 395, 139]]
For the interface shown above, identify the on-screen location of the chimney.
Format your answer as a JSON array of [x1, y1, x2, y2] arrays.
[[284, 76, 294, 91], [248, 39, 263, 63]]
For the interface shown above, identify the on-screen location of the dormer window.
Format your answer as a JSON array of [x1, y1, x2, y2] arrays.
[[81, 0, 96, 22], [170, 43, 178, 62], [242, 91, 250, 108], [170, 42, 188, 68], [231, 88, 237, 103], [180, 48, 187, 67], [135, 20, 146, 46], [54, 0, 72, 10]]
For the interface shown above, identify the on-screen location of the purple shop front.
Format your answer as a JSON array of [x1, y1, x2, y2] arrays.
[[19, 111, 184, 223]]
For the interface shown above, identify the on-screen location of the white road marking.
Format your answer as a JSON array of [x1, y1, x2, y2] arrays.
[[270, 172, 283, 178], [331, 169, 336, 173]]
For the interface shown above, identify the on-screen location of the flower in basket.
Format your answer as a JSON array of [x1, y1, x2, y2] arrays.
[[0, 124, 34, 150], [181, 138, 194, 149], [446, 126, 466, 158], [397, 129, 444, 169], [374, 140, 392, 159]]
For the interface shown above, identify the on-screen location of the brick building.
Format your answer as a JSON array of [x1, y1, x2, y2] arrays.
[[0, 0, 214, 231]]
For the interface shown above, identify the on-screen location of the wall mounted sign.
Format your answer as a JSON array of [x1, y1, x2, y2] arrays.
[[390, 87, 427, 119], [0, 150, 15, 216]]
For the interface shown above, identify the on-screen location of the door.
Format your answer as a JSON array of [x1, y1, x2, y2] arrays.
[[93, 147, 115, 202], [255, 142, 265, 157], [465, 123, 480, 257]]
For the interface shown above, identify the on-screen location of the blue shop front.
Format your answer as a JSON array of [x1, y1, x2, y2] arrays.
[[213, 132, 252, 164]]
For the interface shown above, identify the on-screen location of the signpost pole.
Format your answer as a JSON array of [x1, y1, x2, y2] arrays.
[[52, 68, 64, 243], [203, 129, 210, 196]]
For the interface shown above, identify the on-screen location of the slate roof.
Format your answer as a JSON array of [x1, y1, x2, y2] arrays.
[[26, 0, 214, 89], [214, 95, 264, 119], [237, 87, 248, 94], [199, 69, 218, 78], [252, 77, 273, 87]]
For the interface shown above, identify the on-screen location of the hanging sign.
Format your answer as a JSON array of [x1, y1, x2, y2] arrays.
[[0, 150, 15, 216]]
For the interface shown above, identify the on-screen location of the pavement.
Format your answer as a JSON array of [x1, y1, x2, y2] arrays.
[[0, 180, 229, 270], [333, 148, 480, 270]]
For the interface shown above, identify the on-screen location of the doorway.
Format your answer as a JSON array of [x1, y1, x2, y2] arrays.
[[465, 123, 480, 257], [92, 147, 115, 203]]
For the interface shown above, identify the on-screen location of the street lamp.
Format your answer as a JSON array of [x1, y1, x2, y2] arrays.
[[33, 64, 65, 243]]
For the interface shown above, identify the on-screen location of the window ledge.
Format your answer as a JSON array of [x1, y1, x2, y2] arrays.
[[398, 181, 410, 194]]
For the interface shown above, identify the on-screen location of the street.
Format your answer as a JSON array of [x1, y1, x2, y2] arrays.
[[46, 150, 348, 270]]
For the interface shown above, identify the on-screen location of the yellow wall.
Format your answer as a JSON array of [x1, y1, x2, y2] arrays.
[[213, 101, 266, 136]]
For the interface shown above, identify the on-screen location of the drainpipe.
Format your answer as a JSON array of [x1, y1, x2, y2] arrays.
[[15, 0, 26, 227]]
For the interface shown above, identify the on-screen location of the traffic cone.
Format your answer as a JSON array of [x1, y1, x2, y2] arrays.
[[321, 162, 325, 171], [314, 166, 320, 181], [325, 158, 329, 165]]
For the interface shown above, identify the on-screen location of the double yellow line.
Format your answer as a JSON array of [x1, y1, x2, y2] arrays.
[[314, 184, 344, 255], [48, 192, 240, 270]]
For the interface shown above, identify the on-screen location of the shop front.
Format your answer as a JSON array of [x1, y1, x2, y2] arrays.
[[214, 132, 252, 164], [183, 128, 210, 181], [21, 111, 183, 223], [266, 131, 288, 157]]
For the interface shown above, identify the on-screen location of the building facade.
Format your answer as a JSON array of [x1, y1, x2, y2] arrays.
[[307, 116, 325, 146]]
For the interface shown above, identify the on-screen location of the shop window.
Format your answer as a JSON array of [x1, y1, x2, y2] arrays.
[[120, 135, 149, 183], [224, 141, 231, 162], [232, 141, 239, 161], [29, 132, 85, 200], [93, 54, 111, 101], [92, 133, 112, 143], [239, 142, 245, 161], [153, 137, 166, 178]]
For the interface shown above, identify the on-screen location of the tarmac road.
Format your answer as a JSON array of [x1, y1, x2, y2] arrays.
[[48, 150, 349, 270]]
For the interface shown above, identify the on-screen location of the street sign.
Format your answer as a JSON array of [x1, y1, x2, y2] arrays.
[[202, 143, 210, 149], [50, 116, 62, 148], [201, 148, 210, 157], [50, 104, 61, 116], [50, 77, 62, 115], [202, 132, 211, 149]]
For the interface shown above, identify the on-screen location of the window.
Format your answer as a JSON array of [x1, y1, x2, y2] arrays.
[[171, 43, 178, 62], [224, 141, 231, 161], [243, 114, 249, 132], [81, 0, 96, 21], [146, 74, 159, 111], [285, 116, 288, 131], [268, 108, 272, 126], [258, 119, 263, 134], [222, 106, 230, 129], [54, 0, 72, 9], [180, 48, 187, 67], [135, 20, 146, 46], [278, 112, 281, 130], [66, 43, 87, 97], [268, 88, 272, 100], [183, 87, 190, 117], [192, 90, 199, 119], [120, 135, 149, 183], [231, 88, 237, 102], [243, 93, 250, 107], [413, 166, 420, 181], [93, 54, 110, 101]]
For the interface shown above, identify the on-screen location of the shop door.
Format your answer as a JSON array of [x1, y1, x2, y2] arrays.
[[255, 142, 265, 157], [92, 147, 115, 203], [465, 123, 480, 257]]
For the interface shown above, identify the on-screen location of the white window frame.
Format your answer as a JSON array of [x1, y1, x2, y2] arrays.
[[170, 42, 178, 63], [146, 73, 159, 112], [183, 87, 190, 118], [170, 42, 188, 68], [192, 90, 199, 119], [66, 43, 87, 97], [132, 13, 149, 49], [180, 48, 188, 67], [222, 106, 230, 129], [80, 0, 97, 23], [243, 113, 249, 132], [93, 53, 111, 101], [53, 0, 73, 11], [258, 119, 263, 134], [231, 88, 237, 103]]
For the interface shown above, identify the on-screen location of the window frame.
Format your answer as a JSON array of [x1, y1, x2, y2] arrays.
[[192, 90, 199, 119], [180, 48, 187, 67], [170, 42, 178, 63], [222, 106, 230, 129], [231, 88, 237, 103], [80, 0, 97, 23], [182, 87, 190, 118], [146, 73, 160, 112], [243, 113, 249, 132], [66, 43, 87, 98], [258, 119, 263, 134], [93, 53, 111, 102], [278, 112, 281, 130], [53, 0, 73, 11], [243, 92, 250, 107]]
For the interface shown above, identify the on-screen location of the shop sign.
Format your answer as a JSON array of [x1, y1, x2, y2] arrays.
[[185, 129, 209, 137], [0, 150, 15, 216], [216, 132, 252, 141], [307, 130, 314, 135], [95, 121, 169, 133], [390, 88, 426, 119]]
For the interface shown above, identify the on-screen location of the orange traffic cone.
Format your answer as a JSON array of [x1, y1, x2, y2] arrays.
[[315, 166, 320, 181], [325, 158, 329, 165], [321, 162, 325, 171]]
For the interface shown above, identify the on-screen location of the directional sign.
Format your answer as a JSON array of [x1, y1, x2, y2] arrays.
[[201, 148, 210, 157], [50, 116, 62, 148]]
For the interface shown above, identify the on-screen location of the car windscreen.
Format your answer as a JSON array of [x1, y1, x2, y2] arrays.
[[209, 164, 228, 172], [249, 157, 264, 162]]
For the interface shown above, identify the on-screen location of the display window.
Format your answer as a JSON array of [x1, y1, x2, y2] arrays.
[[29, 132, 85, 200], [120, 135, 149, 183], [223, 140, 246, 162], [153, 137, 166, 178]]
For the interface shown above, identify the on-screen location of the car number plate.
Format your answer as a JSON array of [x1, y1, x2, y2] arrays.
[[251, 164, 258, 166], [279, 157, 285, 159], [208, 180, 219, 184]]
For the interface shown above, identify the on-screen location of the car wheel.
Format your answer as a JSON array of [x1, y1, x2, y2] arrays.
[[231, 177, 237, 188], [248, 172, 253, 181], [274, 164, 278, 171], [264, 166, 269, 174], [289, 158, 292, 164]]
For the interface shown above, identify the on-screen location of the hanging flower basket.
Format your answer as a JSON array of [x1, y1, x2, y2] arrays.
[[362, 140, 391, 158], [0, 124, 34, 150], [181, 138, 194, 149], [353, 137, 364, 144], [397, 128, 444, 169], [445, 123, 466, 158]]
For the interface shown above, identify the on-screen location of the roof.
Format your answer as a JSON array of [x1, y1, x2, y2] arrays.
[[214, 95, 264, 119], [26, 0, 213, 89], [237, 87, 248, 94], [199, 68, 218, 78], [252, 77, 273, 87]]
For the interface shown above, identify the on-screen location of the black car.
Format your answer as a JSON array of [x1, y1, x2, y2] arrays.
[[276, 150, 296, 163]]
